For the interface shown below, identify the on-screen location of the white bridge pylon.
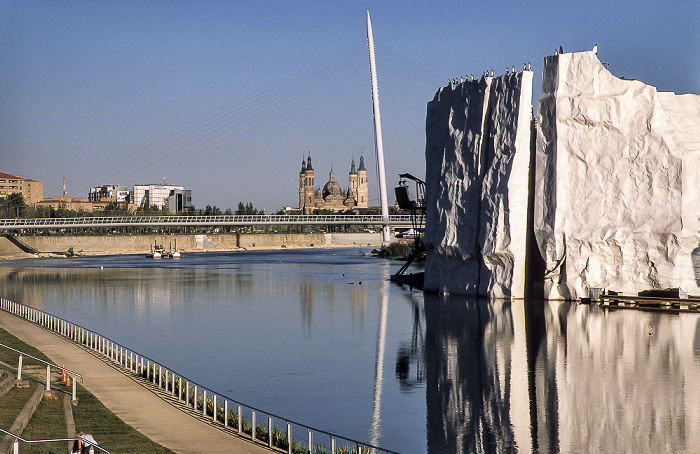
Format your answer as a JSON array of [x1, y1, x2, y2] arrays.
[[366, 10, 390, 243]]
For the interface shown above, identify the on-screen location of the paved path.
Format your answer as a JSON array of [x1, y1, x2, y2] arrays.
[[0, 311, 271, 454]]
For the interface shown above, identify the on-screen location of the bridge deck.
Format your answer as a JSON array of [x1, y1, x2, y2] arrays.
[[0, 215, 414, 230]]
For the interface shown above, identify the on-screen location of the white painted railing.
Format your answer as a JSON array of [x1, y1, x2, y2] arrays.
[[0, 428, 109, 454], [0, 342, 82, 402], [0, 297, 400, 454], [0, 214, 413, 230]]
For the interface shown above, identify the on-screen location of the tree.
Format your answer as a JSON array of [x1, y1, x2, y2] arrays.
[[204, 205, 222, 216], [0, 193, 27, 218], [137, 204, 168, 216], [234, 201, 263, 215], [103, 201, 132, 217]]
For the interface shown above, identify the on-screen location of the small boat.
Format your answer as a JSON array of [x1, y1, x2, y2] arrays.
[[147, 241, 165, 259], [147, 239, 180, 258], [168, 239, 180, 258]]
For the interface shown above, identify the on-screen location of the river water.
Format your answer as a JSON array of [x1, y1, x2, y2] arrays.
[[1, 248, 700, 453]]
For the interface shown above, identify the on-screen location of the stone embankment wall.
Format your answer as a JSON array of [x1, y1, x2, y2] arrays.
[[0, 233, 383, 257]]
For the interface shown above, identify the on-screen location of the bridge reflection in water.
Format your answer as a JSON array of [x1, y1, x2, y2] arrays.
[[425, 295, 700, 453]]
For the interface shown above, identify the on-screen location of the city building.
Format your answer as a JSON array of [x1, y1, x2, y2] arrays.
[[131, 184, 184, 210], [298, 154, 368, 214], [167, 189, 192, 214], [34, 196, 134, 213], [0, 171, 44, 204], [88, 185, 129, 202]]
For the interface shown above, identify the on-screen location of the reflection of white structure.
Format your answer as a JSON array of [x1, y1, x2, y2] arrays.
[[550, 303, 700, 452], [424, 296, 518, 452], [369, 278, 388, 447], [132, 183, 184, 210], [425, 296, 700, 452]]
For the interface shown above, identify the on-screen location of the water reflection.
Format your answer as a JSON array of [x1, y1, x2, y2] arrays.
[[395, 292, 425, 392], [425, 294, 700, 453], [0, 252, 430, 452], [5, 253, 699, 452], [369, 278, 389, 447]]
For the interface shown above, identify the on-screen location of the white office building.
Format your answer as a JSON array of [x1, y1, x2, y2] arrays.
[[131, 184, 184, 210], [88, 185, 129, 202]]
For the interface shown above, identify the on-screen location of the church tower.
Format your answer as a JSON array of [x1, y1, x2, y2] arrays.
[[299, 154, 315, 213], [357, 153, 368, 208], [346, 156, 359, 207]]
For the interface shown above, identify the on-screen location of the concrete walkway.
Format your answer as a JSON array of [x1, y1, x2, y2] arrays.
[[0, 311, 271, 454]]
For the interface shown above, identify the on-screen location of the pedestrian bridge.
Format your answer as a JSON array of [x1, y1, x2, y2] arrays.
[[0, 215, 414, 230]]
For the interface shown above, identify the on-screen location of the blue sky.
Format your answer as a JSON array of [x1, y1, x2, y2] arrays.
[[2, 1, 698, 211]]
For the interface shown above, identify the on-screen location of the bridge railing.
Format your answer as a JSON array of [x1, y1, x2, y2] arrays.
[[0, 298, 400, 454], [0, 214, 413, 230]]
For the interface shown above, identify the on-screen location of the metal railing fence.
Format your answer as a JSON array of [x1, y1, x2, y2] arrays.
[[0, 428, 109, 454], [0, 297, 399, 454], [0, 214, 413, 230], [0, 342, 82, 401]]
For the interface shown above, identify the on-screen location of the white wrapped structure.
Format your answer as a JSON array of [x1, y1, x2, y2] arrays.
[[423, 72, 534, 298], [424, 51, 700, 300], [536, 51, 700, 299]]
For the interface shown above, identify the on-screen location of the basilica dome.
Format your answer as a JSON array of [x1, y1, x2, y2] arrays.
[[322, 168, 343, 199], [322, 180, 342, 198]]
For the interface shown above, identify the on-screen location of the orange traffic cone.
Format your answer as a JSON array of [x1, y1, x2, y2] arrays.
[[66, 375, 71, 387]]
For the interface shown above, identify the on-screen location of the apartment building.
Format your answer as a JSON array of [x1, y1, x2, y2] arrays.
[[0, 171, 44, 204]]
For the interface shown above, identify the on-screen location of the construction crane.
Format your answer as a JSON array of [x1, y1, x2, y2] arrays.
[[392, 173, 426, 282]]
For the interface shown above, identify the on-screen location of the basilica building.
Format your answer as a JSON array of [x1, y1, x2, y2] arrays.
[[298, 154, 369, 213]]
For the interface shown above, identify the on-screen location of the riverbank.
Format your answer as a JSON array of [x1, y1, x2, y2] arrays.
[[0, 325, 176, 454], [0, 310, 269, 454], [0, 232, 387, 259]]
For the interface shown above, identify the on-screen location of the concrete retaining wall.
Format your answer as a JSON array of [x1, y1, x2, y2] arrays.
[[0, 232, 384, 257]]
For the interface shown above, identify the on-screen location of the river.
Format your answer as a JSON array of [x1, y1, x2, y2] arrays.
[[1, 248, 699, 453]]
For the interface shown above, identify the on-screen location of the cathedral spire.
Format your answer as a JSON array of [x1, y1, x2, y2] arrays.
[[350, 156, 357, 174], [358, 152, 366, 171]]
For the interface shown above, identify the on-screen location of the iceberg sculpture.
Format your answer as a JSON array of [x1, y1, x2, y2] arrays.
[[423, 71, 533, 297], [536, 51, 700, 299], [424, 50, 700, 300]]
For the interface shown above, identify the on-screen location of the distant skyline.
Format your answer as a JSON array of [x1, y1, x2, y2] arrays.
[[2, 1, 698, 212]]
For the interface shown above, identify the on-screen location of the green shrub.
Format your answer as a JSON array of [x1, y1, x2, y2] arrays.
[[377, 241, 413, 259]]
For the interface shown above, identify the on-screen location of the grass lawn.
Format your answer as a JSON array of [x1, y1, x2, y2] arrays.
[[21, 395, 69, 454], [0, 327, 175, 454], [0, 385, 36, 428], [0, 327, 52, 366]]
